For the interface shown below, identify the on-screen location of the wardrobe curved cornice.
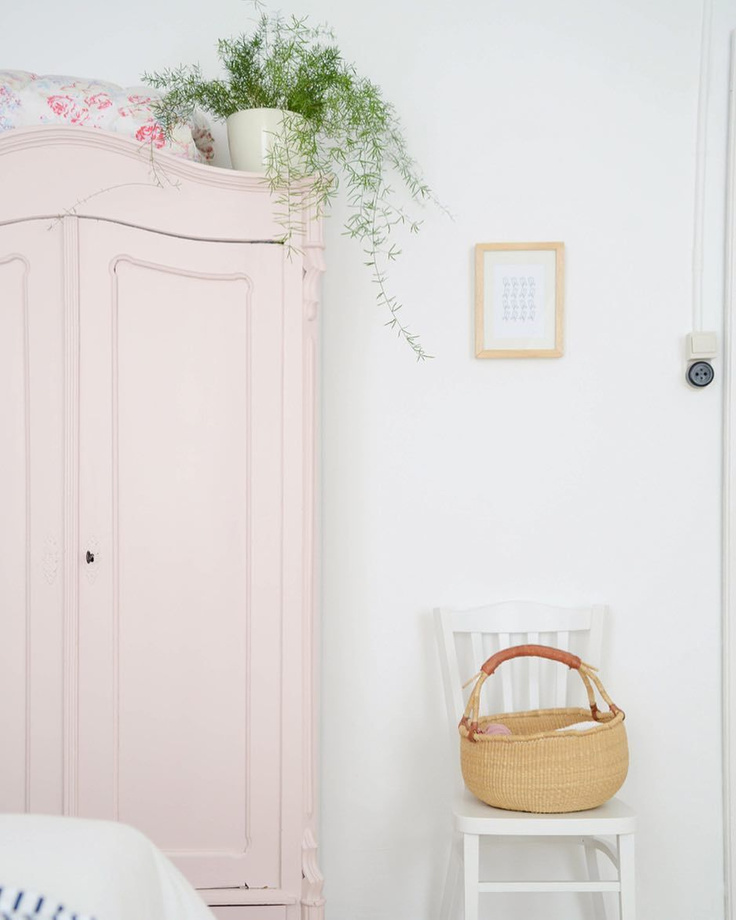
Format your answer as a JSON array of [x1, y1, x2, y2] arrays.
[[0, 126, 322, 244]]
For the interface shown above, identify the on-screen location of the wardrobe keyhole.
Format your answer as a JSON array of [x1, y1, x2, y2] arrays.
[[86, 550, 95, 564]]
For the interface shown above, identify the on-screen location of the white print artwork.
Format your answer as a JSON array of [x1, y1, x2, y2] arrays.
[[493, 264, 546, 339]]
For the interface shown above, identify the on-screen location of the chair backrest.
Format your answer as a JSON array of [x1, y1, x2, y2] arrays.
[[434, 601, 607, 740]]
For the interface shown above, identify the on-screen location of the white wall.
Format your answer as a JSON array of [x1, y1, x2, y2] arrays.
[[2, 1, 731, 917]]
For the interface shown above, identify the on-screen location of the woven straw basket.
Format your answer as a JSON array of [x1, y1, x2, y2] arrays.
[[459, 645, 628, 813]]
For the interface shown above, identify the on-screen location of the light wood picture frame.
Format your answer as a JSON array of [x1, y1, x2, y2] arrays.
[[475, 242, 565, 358]]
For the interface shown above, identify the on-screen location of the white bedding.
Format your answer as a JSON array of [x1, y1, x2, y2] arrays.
[[0, 814, 215, 920], [0, 71, 214, 162]]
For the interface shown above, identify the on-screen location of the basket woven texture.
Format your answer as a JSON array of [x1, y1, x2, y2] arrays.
[[459, 645, 628, 814]]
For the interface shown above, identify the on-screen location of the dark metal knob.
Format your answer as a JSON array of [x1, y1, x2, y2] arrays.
[[86, 550, 95, 564]]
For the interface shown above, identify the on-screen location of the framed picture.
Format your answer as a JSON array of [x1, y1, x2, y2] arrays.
[[475, 242, 565, 358]]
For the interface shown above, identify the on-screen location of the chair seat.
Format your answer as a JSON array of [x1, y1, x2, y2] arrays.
[[453, 789, 637, 836]]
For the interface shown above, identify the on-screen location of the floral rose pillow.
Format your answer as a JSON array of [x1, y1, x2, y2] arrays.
[[0, 70, 214, 162]]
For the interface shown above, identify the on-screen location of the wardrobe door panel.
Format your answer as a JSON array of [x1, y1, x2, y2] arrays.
[[0, 221, 65, 815], [76, 220, 285, 888]]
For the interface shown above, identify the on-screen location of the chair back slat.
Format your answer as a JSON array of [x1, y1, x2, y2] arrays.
[[470, 632, 485, 676], [588, 606, 605, 666], [434, 603, 609, 732], [435, 612, 466, 748], [497, 632, 513, 711], [527, 631, 540, 709], [554, 629, 570, 706]]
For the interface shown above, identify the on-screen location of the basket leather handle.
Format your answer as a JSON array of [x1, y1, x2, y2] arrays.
[[480, 644, 581, 676], [460, 644, 622, 742]]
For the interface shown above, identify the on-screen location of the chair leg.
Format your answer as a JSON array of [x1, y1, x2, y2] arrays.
[[462, 834, 480, 920], [583, 837, 607, 920], [439, 834, 461, 920], [618, 833, 636, 920]]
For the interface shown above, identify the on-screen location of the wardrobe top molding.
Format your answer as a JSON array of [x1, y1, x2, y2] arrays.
[[0, 126, 323, 245]]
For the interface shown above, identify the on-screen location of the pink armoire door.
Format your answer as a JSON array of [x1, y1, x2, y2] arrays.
[[73, 219, 286, 890], [0, 220, 65, 816]]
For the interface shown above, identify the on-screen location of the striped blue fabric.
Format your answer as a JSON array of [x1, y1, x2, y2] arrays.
[[0, 887, 97, 920]]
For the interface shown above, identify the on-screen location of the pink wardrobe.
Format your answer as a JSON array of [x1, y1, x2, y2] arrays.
[[0, 127, 324, 920]]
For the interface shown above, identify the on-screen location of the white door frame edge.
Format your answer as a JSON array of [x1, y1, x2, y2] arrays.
[[722, 29, 736, 920]]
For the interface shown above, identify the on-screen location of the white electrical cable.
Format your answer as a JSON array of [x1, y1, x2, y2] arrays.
[[692, 0, 713, 333]]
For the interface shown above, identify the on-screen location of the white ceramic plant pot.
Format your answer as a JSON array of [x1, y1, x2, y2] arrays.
[[226, 107, 295, 173]]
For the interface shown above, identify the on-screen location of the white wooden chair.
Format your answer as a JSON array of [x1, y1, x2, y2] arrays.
[[434, 602, 636, 920]]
